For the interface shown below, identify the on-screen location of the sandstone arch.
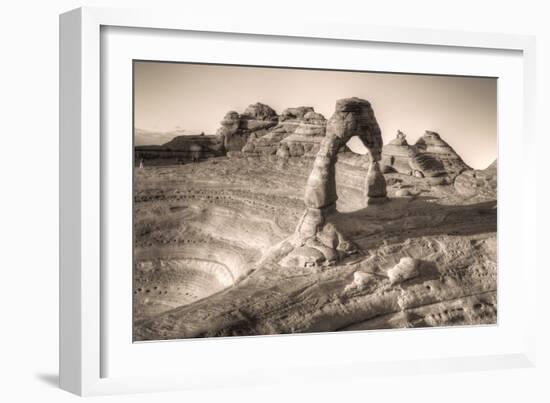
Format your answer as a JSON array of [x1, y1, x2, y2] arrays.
[[280, 98, 388, 268]]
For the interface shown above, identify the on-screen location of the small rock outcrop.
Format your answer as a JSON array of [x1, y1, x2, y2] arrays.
[[278, 98, 386, 268], [387, 257, 420, 284], [454, 159, 497, 199], [344, 271, 374, 292]]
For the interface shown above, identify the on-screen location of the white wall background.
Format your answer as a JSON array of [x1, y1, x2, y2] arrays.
[[0, 1, 548, 402]]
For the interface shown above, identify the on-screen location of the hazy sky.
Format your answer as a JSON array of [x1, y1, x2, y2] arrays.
[[134, 61, 497, 169]]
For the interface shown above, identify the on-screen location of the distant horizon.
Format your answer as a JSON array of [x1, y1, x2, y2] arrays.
[[134, 62, 497, 169]]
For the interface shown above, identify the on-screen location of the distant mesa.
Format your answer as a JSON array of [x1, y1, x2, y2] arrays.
[[135, 132, 224, 165]]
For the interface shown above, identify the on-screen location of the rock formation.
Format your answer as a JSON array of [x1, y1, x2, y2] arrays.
[[364, 160, 388, 203], [217, 103, 279, 151], [278, 97, 386, 268], [381, 130, 470, 179], [239, 106, 327, 157], [387, 257, 420, 285], [412, 130, 470, 177], [454, 159, 497, 199], [381, 130, 413, 174], [134, 134, 225, 164]]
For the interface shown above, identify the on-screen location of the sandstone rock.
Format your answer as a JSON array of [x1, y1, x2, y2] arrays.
[[454, 159, 497, 199], [304, 155, 338, 209], [240, 106, 327, 157], [316, 223, 340, 249], [280, 106, 314, 121], [427, 176, 449, 186], [303, 97, 384, 210], [281, 98, 384, 267], [295, 207, 326, 240], [216, 103, 278, 151], [387, 257, 420, 284], [293, 111, 326, 138], [329, 97, 383, 161], [242, 102, 278, 120], [288, 142, 305, 157], [380, 130, 469, 179], [344, 271, 374, 292], [280, 135, 322, 157], [381, 130, 413, 174], [279, 246, 326, 268], [413, 131, 470, 177], [365, 160, 388, 202], [395, 188, 412, 197], [276, 143, 290, 159]]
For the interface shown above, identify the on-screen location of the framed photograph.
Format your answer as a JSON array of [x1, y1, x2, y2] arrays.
[[60, 7, 537, 396]]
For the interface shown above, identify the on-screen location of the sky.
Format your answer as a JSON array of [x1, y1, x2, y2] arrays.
[[134, 61, 497, 169]]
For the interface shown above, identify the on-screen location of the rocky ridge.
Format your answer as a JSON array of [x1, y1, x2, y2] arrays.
[[381, 130, 470, 180]]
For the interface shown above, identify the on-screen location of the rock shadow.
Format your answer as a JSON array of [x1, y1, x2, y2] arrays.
[[330, 197, 497, 247]]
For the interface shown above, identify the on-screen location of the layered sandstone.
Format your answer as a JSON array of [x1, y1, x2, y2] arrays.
[[454, 159, 497, 199], [381, 130, 470, 179], [240, 106, 327, 157], [216, 103, 279, 151], [277, 97, 386, 268], [381, 130, 413, 174], [412, 130, 470, 177]]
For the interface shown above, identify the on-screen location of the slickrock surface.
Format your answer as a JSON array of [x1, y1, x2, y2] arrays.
[[133, 100, 497, 341], [454, 159, 497, 199]]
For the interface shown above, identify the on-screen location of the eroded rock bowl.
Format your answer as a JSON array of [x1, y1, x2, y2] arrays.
[[134, 258, 235, 321]]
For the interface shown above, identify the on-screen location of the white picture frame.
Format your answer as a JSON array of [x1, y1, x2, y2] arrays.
[[59, 6, 537, 396]]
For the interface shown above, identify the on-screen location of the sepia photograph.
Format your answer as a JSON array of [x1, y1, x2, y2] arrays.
[[132, 61, 497, 341]]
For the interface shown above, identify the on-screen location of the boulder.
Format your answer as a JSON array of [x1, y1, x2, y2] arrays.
[[279, 246, 326, 268], [344, 271, 374, 292], [387, 257, 420, 284]]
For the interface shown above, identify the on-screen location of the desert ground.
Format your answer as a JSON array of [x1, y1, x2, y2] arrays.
[[133, 99, 497, 341]]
